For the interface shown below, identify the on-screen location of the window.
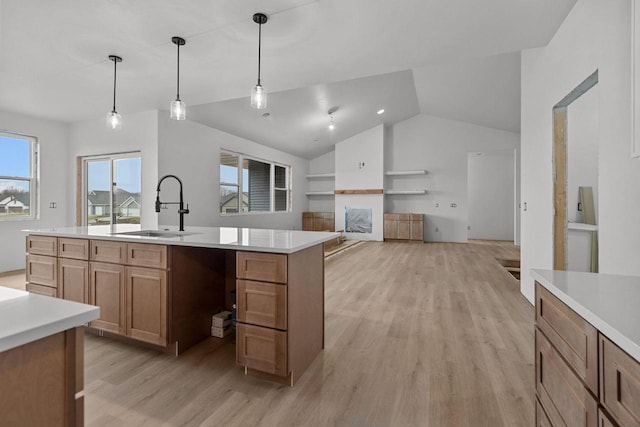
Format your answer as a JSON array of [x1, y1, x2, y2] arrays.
[[0, 131, 37, 220], [220, 151, 291, 214], [82, 153, 142, 226]]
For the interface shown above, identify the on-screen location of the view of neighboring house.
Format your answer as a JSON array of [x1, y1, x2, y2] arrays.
[[0, 194, 29, 215], [87, 189, 141, 220], [220, 192, 248, 213]]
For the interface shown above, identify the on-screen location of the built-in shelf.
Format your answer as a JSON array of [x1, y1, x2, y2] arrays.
[[305, 173, 335, 179], [305, 191, 335, 196], [385, 189, 427, 195], [384, 170, 427, 176]]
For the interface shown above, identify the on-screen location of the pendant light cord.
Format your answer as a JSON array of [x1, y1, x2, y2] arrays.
[[112, 59, 117, 113], [176, 42, 180, 100], [257, 21, 262, 86]]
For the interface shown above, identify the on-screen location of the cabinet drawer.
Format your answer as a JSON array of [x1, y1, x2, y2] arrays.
[[536, 328, 598, 427], [384, 213, 410, 221], [236, 323, 287, 377], [536, 282, 598, 393], [91, 240, 126, 264], [27, 235, 57, 256], [58, 238, 89, 260], [58, 258, 89, 304], [536, 397, 553, 427], [27, 282, 57, 297], [127, 244, 167, 269], [26, 255, 57, 287], [237, 252, 287, 284], [600, 335, 640, 427], [237, 280, 287, 330]]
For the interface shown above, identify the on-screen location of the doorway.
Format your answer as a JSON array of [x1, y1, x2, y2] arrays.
[[552, 70, 599, 271], [81, 152, 142, 227]]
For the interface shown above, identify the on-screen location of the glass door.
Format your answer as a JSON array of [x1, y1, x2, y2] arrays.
[[84, 153, 141, 227]]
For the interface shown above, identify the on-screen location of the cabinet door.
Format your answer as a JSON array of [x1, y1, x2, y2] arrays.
[[90, 262, 125, 335], [237, 279, 287, 330], [536, 328, 598, 427], [322, 213, 335, 231], [600, 334, 640, 427], [58, 258, 89, 304], [384, 219, 397, 239], [302, 213, 313, 231], [236, 323, 287, 377], [125, 267, 167, 346], [410, 216, 423, 241], [26, 255, 57, 287], [397, 220, 411, 240]]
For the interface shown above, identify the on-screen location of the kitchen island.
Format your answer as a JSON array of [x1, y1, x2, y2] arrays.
[[533, 269, 640, 426], [24, 225, 338, 385], [0, 286, 99, 426]]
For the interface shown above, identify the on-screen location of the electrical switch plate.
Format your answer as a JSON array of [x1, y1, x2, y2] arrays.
[[434, 202, 439, 208], [450, 203, 457, 208]]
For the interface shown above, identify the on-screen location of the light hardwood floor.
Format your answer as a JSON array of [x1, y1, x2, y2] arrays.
[[3, 240, 533, 426]]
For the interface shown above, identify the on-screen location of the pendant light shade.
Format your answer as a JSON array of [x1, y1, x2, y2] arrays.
[[328, 115, 335, 131], [250, 13, 268, 109], [170, 36, 186, 120], [107, 55, 123, 130]]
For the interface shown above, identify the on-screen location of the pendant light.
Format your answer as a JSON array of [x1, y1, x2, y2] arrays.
[[328, 114, 335, 131], [170, 36, 186, 120], [107, 55, 123, 130], [250, 13, 268, 109]]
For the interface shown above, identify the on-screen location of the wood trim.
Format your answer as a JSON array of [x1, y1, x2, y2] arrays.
[[76, 156, 82, 226], [334, 189, 383, 195], [553, 107, 567, 270]]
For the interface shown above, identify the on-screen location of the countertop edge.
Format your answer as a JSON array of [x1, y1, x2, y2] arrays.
[[531, 269, 640, 363]]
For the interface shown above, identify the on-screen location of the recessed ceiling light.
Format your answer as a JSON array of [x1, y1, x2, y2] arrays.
[[262, 112, 270, 117], [377, 109, 385, 115]]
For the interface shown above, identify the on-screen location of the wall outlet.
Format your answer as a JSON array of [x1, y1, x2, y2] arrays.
[[434, 202, 439, 208], [467, 225, 471, 230], [49, 202, 57, 209], [450, 203, 457, 208], [435, 227, 439, 232]]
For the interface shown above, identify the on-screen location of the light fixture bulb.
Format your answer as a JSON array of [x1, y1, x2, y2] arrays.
[[170, 99, 186, 120], [377, 109, 385, 115], [106, 111, 122, 130], [328, 115, 335, 131], [251, 84, 267, 109]]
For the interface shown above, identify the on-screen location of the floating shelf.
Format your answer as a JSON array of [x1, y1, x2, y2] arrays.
[[305, 191, 335, 196], [305, 173, 335, 179], [385, 189, 427, 195], [384, 170, 427, 176]]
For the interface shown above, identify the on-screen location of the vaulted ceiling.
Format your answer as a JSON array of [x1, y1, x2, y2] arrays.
[[0, 0, 576, 157]]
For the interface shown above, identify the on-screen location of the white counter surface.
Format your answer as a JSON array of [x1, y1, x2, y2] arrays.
[[532, 269, 640, 362], [25, 225, 339, 254], [0, 286, 99, 352]]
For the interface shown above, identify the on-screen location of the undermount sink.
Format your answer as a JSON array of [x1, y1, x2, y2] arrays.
[[114, 230, 199, 238]]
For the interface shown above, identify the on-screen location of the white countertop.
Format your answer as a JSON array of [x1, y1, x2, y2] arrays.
[[24, 225, 339, 254], [532, 269, 640, 362], [0, 286, 99, 352]]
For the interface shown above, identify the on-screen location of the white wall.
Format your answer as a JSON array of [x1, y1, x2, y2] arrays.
[[334, 125, 384, 241], [521, 0, 637, 303], [567, 85, 599, 224], [0, 110, 70, 271], [307, 150, 335, 212], [468, 150, 515, 240], [68, 110, 159, 229], [386, 114, 520, 242], [157, 115, 309, 230]]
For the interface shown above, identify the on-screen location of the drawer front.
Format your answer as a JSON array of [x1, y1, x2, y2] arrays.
[[237, 252, 287, 284], [236, 323, 287, 377], [536, 282, 598, 393], [409, 213, 423, 222], [600, 335, 640, 427], [91, 240, 126, 264], [58, 238, 89, 260], [127, 244, 167, 269], [26, 255, 57, 287], [27, 235, 57, 256], [237, 280, 287, 330], [536, 397, 553, 427], [27, 282, 57, 297], [58, 258, 89, 304], [536, 328, 598, 427]]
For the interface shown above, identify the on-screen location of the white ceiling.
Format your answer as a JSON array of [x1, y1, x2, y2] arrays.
[[0, 0, 576, 154]]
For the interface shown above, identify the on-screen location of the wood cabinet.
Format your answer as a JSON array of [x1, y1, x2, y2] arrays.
[[26, 282, 57, 297], [91, 240, 126, 264], [58, 238, 89, 260], [59, 258, 89, 304], [27, 235, 57, 256], [384, 213, 423, 241], [90, 262, 125, 335], [235, 245, 324, 385], [536, 398, 553, 427], [302, 212, 335, 232], [127, 243, 167, 269], [535, 281, 640, 427], [26, 254, 57, 288], [125, 266, 167, 346]]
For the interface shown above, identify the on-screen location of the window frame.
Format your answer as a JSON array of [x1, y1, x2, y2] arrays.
[[220, 149, 292, 216], [0, 130, 38, 221]]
